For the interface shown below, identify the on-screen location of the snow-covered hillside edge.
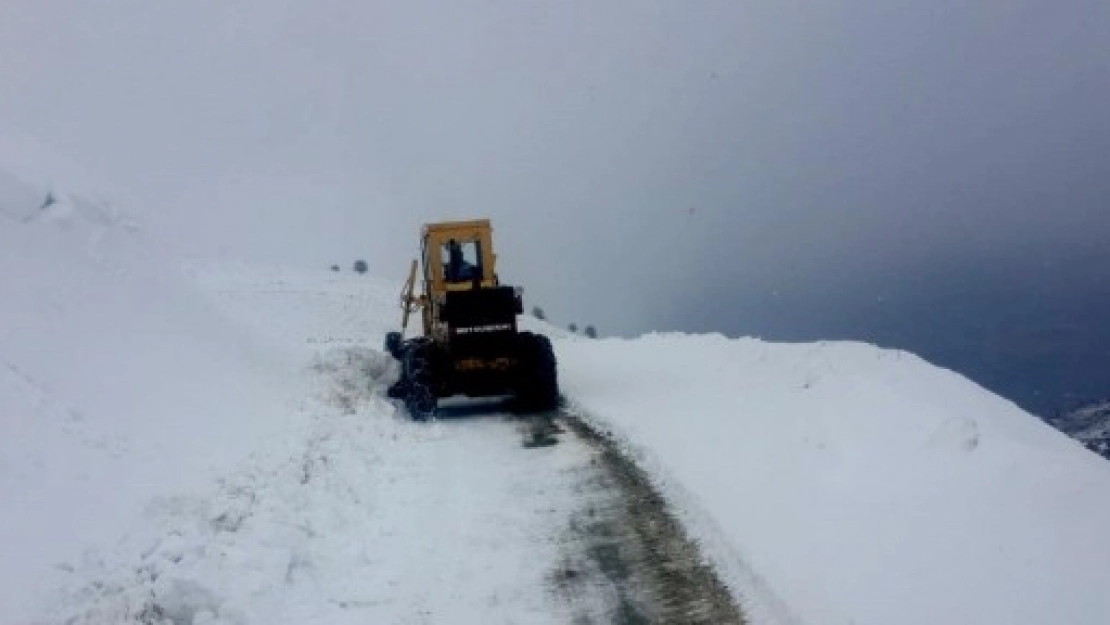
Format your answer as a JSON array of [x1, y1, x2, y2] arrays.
[[1048, 400, 1110, 459], [0, 137, 298, 621], [559, 336, 1110, 624]]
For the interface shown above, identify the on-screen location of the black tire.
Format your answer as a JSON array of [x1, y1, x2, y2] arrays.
[[386, 340, 409, 399], [384, 332, 403, 359], [515, 332, 559, 412], [386, 377, 406, 399], [402, 342, 438, 420]]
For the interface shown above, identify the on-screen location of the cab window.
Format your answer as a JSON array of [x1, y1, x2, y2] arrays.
[[442, 239, 482, 283]]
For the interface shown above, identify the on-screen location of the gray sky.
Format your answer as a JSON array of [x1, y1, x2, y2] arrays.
[[3, 0, 1109, 409]]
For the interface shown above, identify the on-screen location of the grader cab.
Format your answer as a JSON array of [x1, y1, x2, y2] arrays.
[[384, 220, 558, 418]]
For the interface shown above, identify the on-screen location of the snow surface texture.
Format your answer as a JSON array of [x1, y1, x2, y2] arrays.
[[43, 347, 606, 624], [26, 265, 622, 624], [0, 148, 292, 621], [5, 139, 1110, 624], [559, 335, 1110, 625]]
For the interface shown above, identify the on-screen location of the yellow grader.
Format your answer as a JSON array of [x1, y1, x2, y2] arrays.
[[384, 220, 558, 419]]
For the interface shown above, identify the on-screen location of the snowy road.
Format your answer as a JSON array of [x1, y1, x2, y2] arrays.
[[50, 350, 742, 624], [42, 268, 743, 624]]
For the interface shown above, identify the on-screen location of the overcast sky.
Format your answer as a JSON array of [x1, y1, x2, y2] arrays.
[[3, 0, 1108, 409]]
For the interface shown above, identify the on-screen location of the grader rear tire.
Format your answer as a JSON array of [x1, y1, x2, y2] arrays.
[[514, 332, 558, 412]]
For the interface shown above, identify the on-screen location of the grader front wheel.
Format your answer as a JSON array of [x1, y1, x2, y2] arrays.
[[402, 344, 438, 420]]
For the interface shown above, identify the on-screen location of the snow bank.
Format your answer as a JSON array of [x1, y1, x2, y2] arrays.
[[559, 333, 1110, 625], [0, 140, 295, 621]]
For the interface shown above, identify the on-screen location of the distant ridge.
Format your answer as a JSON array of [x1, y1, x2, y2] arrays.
[[1047, 399, 1110, 459]]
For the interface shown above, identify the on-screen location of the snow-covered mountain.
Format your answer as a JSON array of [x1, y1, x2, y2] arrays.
[[4, 142, 1110, 625], [1047, 400, 1110, 459], [0, 135, 298, 621]]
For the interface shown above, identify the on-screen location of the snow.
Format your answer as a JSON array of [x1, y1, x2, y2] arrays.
[[559, 335, 1110, 625], [4, 138, 1110, 624], [0, 144, 295, 621], [43, 348, 601, 624], [16, 265, 617, 624]]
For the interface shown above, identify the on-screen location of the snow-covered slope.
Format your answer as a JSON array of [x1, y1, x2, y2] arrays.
[[0, 141, 296, 621], [560, 335, 1110, 625]]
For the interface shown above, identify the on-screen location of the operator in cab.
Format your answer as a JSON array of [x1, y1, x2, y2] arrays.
[[445, 239, 478, 283]]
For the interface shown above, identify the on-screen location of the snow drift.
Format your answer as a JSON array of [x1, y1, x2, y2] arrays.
[[0, 136, 294, 621]]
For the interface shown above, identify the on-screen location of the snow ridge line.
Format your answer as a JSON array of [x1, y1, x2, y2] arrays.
[[563, 402, 804, 625]]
